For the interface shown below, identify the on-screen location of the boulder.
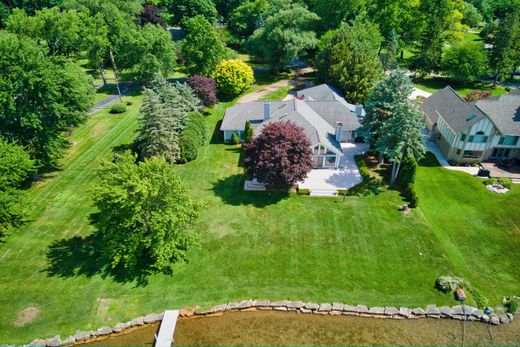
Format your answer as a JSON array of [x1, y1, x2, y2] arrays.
[[398, 307, 412, 318], [329, 311, 342, 316], [426, 305, 440, 316], [356, 305, 369, 314], [238, 300, 253, 309], [439, 306, 452, 317], [318, 303, 332, 312], [286, 301, 304, 310], [270, 301, 288, 308], [74, 331, 92, 342], [451, 305, 465, 315], [29, 339, 47, 346], [344, 305, 358, 313], [500, 316, 511, 324], [252, 300, 270, 308], [463, 306, 477, 315], [60, 336, 76, 346], [129, 316, 144, 326], [273, 306, 287, 311], [46, 336, 61, 347], [304, 302, 319, 310], [490, 316, 500, 325], [368, 307, 385, 315], [481, 314, 490, 323], [207, 304, 227, 314], [412, 308, 426, 316], [507, 313, 514, 321], [384, 307, 399, 316], [471, 309, 484, 319], [143, 312, 163, 323], [226, 302, 240, 310], [113, 322, 129, 333], [332, 303, 345, 311], [93, 326, 113, 336], [300, 308, 312, 314]]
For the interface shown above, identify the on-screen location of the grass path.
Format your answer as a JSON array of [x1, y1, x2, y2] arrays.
[[0, 88, 519, 343]]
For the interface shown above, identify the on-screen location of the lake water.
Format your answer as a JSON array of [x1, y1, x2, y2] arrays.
[[83, 310, 520, 346]]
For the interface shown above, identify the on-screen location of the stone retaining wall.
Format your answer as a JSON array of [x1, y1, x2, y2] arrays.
[[26, 301, 516, 346]]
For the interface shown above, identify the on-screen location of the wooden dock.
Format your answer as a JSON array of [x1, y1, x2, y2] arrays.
[[154, 310, 179, 347]]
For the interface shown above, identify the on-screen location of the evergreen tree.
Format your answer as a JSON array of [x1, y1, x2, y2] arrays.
[[382, 29, 399, 70], [490, 6, 520, 84]]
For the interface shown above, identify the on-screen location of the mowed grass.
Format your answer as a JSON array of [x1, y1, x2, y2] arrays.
[[259, 86, 292, 101], [1, 92, 520, 343], [413, 77, 508, 97]]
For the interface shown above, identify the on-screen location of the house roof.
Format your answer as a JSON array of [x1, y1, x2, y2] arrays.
[[420, 86, 488, 133], [221, 84, 362, 155], [476, 92, 520, 136]]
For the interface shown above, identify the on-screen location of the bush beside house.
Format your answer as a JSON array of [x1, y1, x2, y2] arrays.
[[179, 112, 207, 163]]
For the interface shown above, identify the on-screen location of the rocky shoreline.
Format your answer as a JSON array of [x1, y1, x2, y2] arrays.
[[26, 300, 516, 346]]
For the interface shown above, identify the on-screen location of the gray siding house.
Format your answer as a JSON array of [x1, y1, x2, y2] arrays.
[[220, 84, 364, 168], [422, 87, 520, 163]]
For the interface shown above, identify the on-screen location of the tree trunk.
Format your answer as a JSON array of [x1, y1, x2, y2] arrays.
[[99, 64, 107, 86], [493, 69, 500, 86], [390, 160, 402, 186], [109, 48, 123, 102], [400, 50, 404, 60], [378, 152, 384, 164]]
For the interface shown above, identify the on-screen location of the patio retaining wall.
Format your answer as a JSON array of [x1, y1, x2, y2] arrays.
[[25, 301, 516, 346]]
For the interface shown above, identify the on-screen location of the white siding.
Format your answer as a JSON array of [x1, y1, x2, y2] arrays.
[[458, 118, 496, 152], [437, 116, 457, 146]]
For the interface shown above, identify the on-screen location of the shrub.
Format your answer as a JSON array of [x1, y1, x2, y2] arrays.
[[506, 299, 519, 314], [186, 75, 218, 107], [399, 156, 417, 186], [435, 276, 469, 293], [407, 184, 419, 208], [337, 189, 348, 196], [213, 59, 254, 98], [125, 101, 133, 106], [498, 177, 512, 189], [483, 178, 497, 186], [178, 112, 208, 163], [464, 90, 492, 102], [505, 86, 512, 92], [355, 155, 370, 179], [297, 188, 310, 195], [469, 288, 488, 309], [109, 103, 126, 114], [230, 132, 241, 144]]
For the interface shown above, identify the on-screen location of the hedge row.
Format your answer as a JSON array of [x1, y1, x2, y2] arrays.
[[178, 112, 207, 163], [354, 155, 370, 179]]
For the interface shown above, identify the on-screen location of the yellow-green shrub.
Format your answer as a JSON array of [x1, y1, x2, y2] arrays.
[[213, 59, 254, 98]]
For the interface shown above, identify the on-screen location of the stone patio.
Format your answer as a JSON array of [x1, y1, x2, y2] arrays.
[[299, 143, 370, 196]]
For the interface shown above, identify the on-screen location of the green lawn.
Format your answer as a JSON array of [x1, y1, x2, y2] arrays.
[[1, 90, 520, 343], [259, 86, 292, 101], [413, 77, 508, 97]]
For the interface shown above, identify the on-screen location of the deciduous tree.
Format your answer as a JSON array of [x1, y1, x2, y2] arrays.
[[316, 18, 383, 103], [186, 75, 218, 107], [213, 59, 254, 98], [181, 15, 225, 76], [166, 0, 218, 25], [305, 0, 365, 33], [490, 5, 520, 83], [244, 121, 313, 189], [92, 152, 201, 273], [443, 41, 488, 81], [247, 4, 319, 70], [0, 33, 94, 167]]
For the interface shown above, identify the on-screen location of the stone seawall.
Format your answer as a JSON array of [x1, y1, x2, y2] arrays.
[[26, 301, 516, 346]]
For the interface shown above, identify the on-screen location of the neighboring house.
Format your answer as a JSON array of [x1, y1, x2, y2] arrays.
[[421, 87, 520, 163], [220, 84, 364, 168]]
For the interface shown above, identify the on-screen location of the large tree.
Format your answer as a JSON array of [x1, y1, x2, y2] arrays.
[[246, 3, 319, 70], [0, 33, 94, 167], [138, 77, 201, 162], [362, 70, 425, 185], [166, 0, 218, 25], [316, 17, 383, 103], [490, 4, 520, 83], [186, 75, 218, 107], [0, 138, 35, 236], [228, 0, 268, 38], [92, 152, 200, 273], [362, 69, 414, 147], [6, 7, 86, 56], [443, 41, 488, 81], [181, 15, 225, 76], [213, 59, 255, 98], [244, 121, 313, 189], [411, 0, 467, 74], [306, 0, 365, 33], [212, 0, 245, 18]]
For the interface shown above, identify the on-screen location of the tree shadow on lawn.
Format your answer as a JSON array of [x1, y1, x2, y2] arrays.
[[212, 174, 289, 207], [44, 214, 167, 287]]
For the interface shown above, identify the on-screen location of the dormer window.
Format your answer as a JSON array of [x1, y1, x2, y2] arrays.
[[476, 131, 485, 135]]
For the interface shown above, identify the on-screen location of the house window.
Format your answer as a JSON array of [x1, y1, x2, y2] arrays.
[[324, 155, 336, 167], [468, 135, 488, 143], [463, 150, 481, 158], [460, 134, 466, 141], [498, 136, 519, 146]]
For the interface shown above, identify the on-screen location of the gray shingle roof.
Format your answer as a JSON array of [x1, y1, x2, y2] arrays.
[[221, 84, 362, 155], [476, 93, 520, 136], [421, 86, 487, 133]]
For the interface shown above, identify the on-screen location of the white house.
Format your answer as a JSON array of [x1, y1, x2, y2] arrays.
[[220, 84, 364, 169]]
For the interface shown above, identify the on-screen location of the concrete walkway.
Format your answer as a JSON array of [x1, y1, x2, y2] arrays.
[[410, 87, 432, 100]]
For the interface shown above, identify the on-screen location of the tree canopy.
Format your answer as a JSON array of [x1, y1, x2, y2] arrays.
[[181, 15, 225, 76], [443, 41, 488, 81], [92, 152, 201, 273], [0, 32, 94, 167], [316, 17, 383, 103], [213, 59, 255, 98], [166, 0, 218, 25], [247, 3, 319, 69], [244, 121, 313, 189]]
